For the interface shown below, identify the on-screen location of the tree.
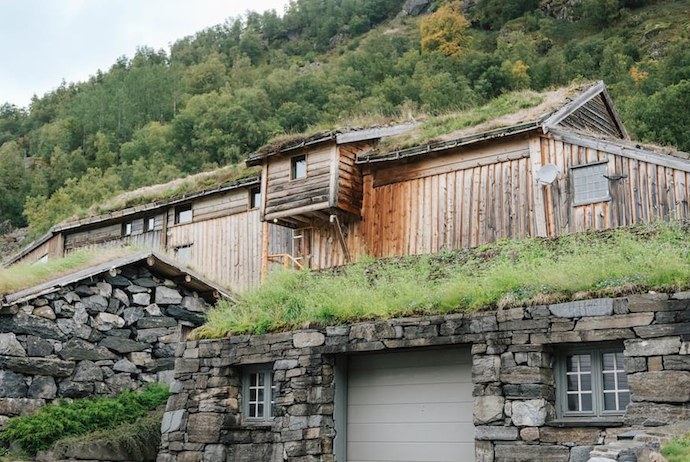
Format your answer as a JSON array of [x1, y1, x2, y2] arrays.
[[420, 1, 473, 58], [0, 142, 31, 227]]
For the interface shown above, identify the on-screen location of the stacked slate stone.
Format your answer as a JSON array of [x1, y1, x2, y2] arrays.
[[0, 264, 209, 425]]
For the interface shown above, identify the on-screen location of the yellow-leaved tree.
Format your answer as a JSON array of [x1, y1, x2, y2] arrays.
[[420, 1, 473, 57]]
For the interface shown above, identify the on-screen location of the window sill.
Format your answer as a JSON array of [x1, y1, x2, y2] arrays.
[[547, 417, 624, 428], [240, 420, 275, 429]]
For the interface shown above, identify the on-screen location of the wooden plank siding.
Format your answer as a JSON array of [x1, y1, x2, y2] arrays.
[[540, 135, 690, 235], [264, 143, 335, 220], [337, 142, 371, 217]]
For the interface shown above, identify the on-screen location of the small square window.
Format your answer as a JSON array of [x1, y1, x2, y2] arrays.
[[291, 155, 307, 180], [571, 162, 610, 205], [250, 188, 261, 210], [243, 365, 276, 422], [122, 222, 133, 236], [556, 347, 629, 418], [175, 245, 192, 264], [144, 216, 156, 232], [175, 205, 193, 224]]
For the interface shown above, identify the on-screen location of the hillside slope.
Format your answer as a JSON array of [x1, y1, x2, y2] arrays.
[[0, 0, 689, 246]]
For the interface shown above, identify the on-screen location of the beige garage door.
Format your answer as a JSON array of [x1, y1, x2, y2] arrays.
[[347, 347, 475, 462]]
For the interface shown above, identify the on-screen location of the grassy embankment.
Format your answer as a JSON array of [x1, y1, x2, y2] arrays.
[[195, 221, 690, 338]]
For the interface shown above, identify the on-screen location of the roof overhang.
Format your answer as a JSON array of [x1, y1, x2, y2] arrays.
[[1, 251, 234, 307]]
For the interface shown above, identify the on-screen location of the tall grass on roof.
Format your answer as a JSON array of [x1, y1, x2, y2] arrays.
[[194, 221, 690, 338], [0, 247, 137, 297]]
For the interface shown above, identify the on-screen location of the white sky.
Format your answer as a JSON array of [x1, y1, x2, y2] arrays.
[[0, 0, 291, 108]]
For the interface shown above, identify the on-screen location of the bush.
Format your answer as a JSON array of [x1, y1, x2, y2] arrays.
[[0, 384, 169, 454]]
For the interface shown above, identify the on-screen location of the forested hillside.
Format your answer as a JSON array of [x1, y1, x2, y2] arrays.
[[0, 0, 688, 240]]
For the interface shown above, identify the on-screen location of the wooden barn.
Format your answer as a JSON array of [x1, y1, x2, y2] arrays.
[[8, 81, 690, 293]]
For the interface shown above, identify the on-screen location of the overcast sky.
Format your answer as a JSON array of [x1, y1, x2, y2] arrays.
[[0, 0, 291, 108]]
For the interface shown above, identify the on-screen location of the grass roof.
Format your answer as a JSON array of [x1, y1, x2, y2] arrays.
[[193, 221, 690, 339], [0, 247, 138, 298], [77, 164, 260, 221]]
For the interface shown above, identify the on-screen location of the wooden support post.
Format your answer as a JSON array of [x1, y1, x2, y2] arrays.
[[529, 135, 548, 237], [261, 221, 269, 283]]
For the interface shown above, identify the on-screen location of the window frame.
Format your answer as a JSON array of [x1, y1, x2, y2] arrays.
[[242, 365, 276, 423], [122, 221, 133, 237], [249, 187, 261, 210], [570, 160, 611, 206], [143, 216, 156, 232], [290, 154, 307, 181], [174, 204, 193, 225], [555, 345, 629, 420]]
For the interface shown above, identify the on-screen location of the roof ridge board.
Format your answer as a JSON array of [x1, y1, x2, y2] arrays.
[[541, 81, 608, 133]]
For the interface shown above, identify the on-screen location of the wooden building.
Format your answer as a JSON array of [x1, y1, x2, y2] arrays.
[[8, 81, 690, 293]]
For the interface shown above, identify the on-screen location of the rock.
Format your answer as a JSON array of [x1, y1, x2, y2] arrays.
[[57, 303, 75, 318], [64, 291, 81, 303], [105, 275, 131, 287], [624, 402, 686, 426], [133, 278, 157, 288], [95, 282, 112, 298], [161, 409, 186, 433], [0, 333, 26, 357], [106, 373, 137, 394], [156, 287, 183, 305], [145, 303, 162, 316], [93, 313, 125, 331], [58, 380, 94, 398], [624, 337, 681, 356], [0, 356, 75, 377], [399, 0, 433, 16], [293, 332, 326, 348], [100, 336, 148, 354], [512, 399, 552, 427], [0, 370, 28, 398], [28, 376, 57, 399], [473, 355, 501, 383], [166, 306, 205, 324], [0, 398, 45, 416], [0, 313, 66, 340], [549, 299, 614, 318], [628, 371, 690, 402], [540, 427, 600, 445], [129, 352, 154, 368], [474, 396, 505, 424], [73, 360, 104, 382], [74, 303, 89, 324], [137, 328, 172, 343], [187, 413, 223, 443], [113, 288, 130, 307], [203, 444, 226, 462], [132, 293, 151, 306], [570, 446, 594, 462], [25, 336, 53, 356], [136, 316, 178, 329], [57, 318, 92, 339], [182, 296, 206, 313], [475, 426, 519, 441], [59, 339, 118, 361], [122, 307, 145, 325], [113, 358, 138, 373], [32, 306, 56, 320], [82, 295, 108, 312], [494, 444, 569, 462]]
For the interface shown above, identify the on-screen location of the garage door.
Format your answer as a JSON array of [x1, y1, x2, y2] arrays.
[[347, 347, 475, 462]]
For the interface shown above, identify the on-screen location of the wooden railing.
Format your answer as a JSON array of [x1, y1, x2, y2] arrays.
[[267, 253, 304, 270]]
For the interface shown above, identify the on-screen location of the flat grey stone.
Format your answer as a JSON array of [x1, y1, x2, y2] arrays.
[[0, 333, 26, 357], [549, 299, 614, 318], [155, 286, 182, 305], [161, 409, 186, 433]]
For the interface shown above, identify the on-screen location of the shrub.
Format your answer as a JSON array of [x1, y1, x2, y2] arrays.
[[0, 384, 169, 454]]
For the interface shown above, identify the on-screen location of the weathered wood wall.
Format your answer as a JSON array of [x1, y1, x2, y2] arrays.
[[540, 135, 690, 235], [336, 142, 369, 217], [264, 143, 335, 220]]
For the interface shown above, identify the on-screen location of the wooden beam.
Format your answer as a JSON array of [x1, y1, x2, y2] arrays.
[[542, 81, 606, 133], [529, 135, 548, 237], [261, 221, 269, 283]]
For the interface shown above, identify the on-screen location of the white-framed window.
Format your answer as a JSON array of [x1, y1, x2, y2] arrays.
[[571, 161, 610, 205], [144, 216, 156, 232], [122, 222, 133, 236], [243, 365, 276, 422], [555, 346, 629, 418], [175, 204, 193, 224], [290, 154, 307, 180]]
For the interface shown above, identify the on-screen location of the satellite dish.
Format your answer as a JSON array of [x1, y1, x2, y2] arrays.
[[537, 164, 559, 185]]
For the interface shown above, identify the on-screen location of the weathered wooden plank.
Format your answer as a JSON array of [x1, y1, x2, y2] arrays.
[[528, 136, 548, 237]]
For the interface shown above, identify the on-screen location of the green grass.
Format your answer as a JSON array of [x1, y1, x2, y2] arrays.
[[0, 384, 169, 455], [663, 435, 690, 462], [51, 409, 164, 461], [194, 221, 690, 339], [0, 247, 138, 297]]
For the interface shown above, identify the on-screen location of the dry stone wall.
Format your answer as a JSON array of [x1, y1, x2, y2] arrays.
[[0, 264, 210, 426], [159, 293, 690, 462]]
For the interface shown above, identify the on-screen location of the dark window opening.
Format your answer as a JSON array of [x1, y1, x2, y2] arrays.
[[250, 188, 261, 209], [122, 222, 133, 236], [175, 204, 193, 224], [291, 154, 307, 180], [144, 216, 156, 232]]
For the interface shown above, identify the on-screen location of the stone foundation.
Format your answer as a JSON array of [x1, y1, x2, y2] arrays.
[[158, 293, 690, 462]]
